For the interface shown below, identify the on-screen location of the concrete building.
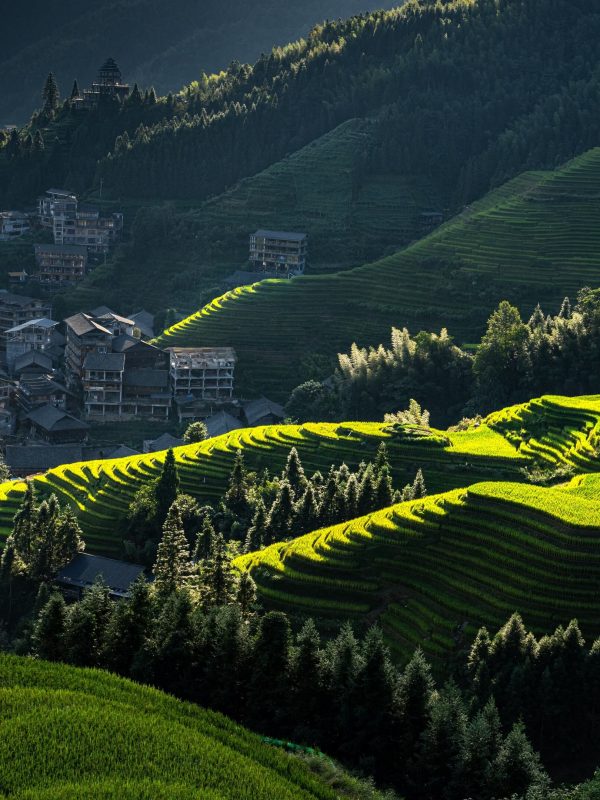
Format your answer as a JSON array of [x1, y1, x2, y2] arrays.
[[169, 347, 236, 401], [38, 189, 77, 229], [82, 352, 125, 418], [249, 230, 307, 276], [0, 291, 51, 337], [54, 205, 123, 255], [34, 243, 88, 284], [5, 317, 59, 373], [0, 211, 30, 240]]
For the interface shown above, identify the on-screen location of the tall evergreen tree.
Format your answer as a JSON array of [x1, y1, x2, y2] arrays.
[[153, 506, 190, 597], [244, 498, 268, 552], [282, 447, 308, 498], [42, 72, 59, 114], [266, 480, 295, 542], [33, 593, 66, 662], [155, 449, 180, 520]]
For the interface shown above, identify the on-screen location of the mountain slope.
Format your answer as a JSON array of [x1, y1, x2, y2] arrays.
[[234, 396, 600, 663], [0, 654, 338, 799], [0, 0, 394, 125], [156, 147, 600, 398], [0, 419, 526, 557]]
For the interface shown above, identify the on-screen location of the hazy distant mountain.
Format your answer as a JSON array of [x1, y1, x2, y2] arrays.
[[0, 0, 397, 125]]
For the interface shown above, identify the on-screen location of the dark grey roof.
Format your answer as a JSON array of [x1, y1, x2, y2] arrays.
[[90, 305, 116, 317], [243, 396, 286, 426], [111, 334, 138, 353], [56, 553, 145, 598], [64, 313, 112, 337], [14, 350, 53, 374], [107, 445, 140, 458], [128, 310, 155, 338], [123, 369, 169, 388], [27, 404, 89, 432], [145, 432, 183, 452], [35, 243, 88, 256], [205, 411, 244, 438], [19, 374, 68, 397], [0, 290, 48, 308], [5, 444, 83, 473], [46, 188, 75, 197], [253, 230, 307, 242], [83, 352, 125, 371]]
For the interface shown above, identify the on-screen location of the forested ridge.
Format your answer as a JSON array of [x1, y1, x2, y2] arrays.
[[0, 0, 393, 126]]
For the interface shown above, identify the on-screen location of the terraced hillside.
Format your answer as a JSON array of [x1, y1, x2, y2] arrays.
[[0, 654, 339, 799], [61, 117, 436, 315], [236, 476, 600, 666], [0, 420, 526, 557], [157, 148, 600, 398]]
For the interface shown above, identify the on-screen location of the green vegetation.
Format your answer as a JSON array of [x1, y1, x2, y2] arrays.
[[235, 474, 600, 665], [0, 417, 529, 556], [157, 147, 600, 398], [0, 654, 345, 799]]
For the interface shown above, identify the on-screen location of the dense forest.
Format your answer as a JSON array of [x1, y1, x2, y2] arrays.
[[0, 0, 394, 126], [2, 0, 600, 212]]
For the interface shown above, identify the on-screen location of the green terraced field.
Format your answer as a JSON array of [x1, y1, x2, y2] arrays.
[[156, 147, 600, 398], [0, 420, 528, 557], [0, 655, 338, 799], [235, 476, 600, 665]]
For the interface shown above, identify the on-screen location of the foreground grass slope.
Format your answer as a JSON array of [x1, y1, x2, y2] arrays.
[[0, 419, 527, 556], [157, 148, 600, 398], [0, 655, 338, 799]]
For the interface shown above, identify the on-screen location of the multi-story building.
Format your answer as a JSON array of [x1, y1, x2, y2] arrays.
[[34, 243, 88, 284], [82, 352, 125, 418], [169, 347, 236, 400], [73, 58, 130, 110], [0, 291, 51, 337], [249, 230, 308, 276], [53, 205, 123, 255], [0, 211, 30, 240], [5, 317, 58, 373], [38, 189, 78, 228], [64, 313, 114, 383]]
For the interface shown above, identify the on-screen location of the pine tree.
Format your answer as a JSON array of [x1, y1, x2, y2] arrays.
[[153, 506, 190, 597], [358, 464, 377, 515], [12, 481, 37, 565], [266, 480, 295, 543], [559, 296, 572, 320], [236, 570, 257, 616], [244, 498, 268, 552], [70, 80, 80, 100], [344, 473, 359, 519], [155, 449, 180, 520], [291, 618, 323, 735], [493, 722, 549, 797], [203, 533, 236, 607], [54, 507, 85, 570], [33, 594, 66, 662], [293, 484, 320, 535], [412, 468, 427, 499], [374, 442, 390, 475], [194, 515, 216, 562], [398, 648, 435, 758], [376, 465, 394, 508], [282, 447, 308, 498], [42, 72, 59, 114], [223, 450, 251, 518]]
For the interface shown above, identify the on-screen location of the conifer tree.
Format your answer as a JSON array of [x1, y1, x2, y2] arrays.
[[203, 532, 236, 607], [12, 481, 36, 565], [42, 72, 59, 114], [412, 468, 427, 499], [376, 465, 394, 509], [194, 515, 216, 562], [493, 722, 549, 797], [33, 594, 66, 662], [282, 447, 308, 498], [155, 449, 180, 520], [266, 480, 295, 543], [374, 442, 390, 475], [153, 506, 190, 597], [344, 473, 359, 519], [357, 464, 377, 515], [244, 498, 268, 552], [70, 80, 79, 100], [236, 570, 257, 617], [293, 484, 320, 535], [223, 450, 251, 518]]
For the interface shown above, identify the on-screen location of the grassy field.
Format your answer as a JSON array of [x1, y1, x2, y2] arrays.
[[156, 147, 600, 399], [0, 655, 341, 799], [235, 475, 600, 666]]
